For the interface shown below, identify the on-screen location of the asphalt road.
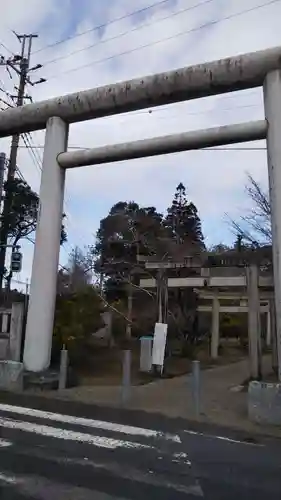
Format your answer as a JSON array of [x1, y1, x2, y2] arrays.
[[0, 394, 280, 499]]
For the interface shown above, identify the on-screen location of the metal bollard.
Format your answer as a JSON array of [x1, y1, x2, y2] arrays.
[[58, 346, 68, 390], [192, 360, 201, 417], [121, 349, 131, 405]]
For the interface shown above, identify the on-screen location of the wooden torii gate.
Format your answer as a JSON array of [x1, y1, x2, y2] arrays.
[[138, 249, 275, 379]]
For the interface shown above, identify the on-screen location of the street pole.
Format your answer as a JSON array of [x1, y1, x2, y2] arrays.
[[24, 279, 29, 315], [246, 263, 262, 379], [121, 349, 131, 405], [192, 360, 201, 417], [0, 34, 40, 289], [0, 153, 6, 206], [157, 269, 164, 323], [126, 279, 133, 340]]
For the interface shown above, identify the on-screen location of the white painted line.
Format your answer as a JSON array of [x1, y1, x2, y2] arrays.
[[0, 403, 180, 442], [0, 438, 12, 447], [0, 471, 17, 484], [172, 451, 191, 465], [4, 471, 119, 500], [54, 454, 202, 497], [0, 417, 152, 450], [0, 467, 203, 499], [184, 429, 264, 446]]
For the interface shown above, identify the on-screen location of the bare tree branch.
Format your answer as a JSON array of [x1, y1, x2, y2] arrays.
[[226, 173, 271, 246], [245, 174, 270, 217]]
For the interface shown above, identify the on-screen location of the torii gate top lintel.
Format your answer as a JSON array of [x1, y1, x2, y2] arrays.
[[0, 45, 281, 137]]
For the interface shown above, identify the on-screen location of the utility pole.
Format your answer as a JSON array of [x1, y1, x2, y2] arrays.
[[0, 33, 45, 289], [126, 279, 133, 340], [125, 222, 140, 341], [0, 153, 6, 208]]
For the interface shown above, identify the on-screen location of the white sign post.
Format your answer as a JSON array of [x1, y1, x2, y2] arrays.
[[152, 322, 168, 374]]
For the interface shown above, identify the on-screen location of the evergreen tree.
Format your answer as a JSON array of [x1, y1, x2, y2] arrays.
[[57, 246, 92, 294], [165, 183, 204, 247], [0, 178, 67, 289], [93, 201, 164, 279]]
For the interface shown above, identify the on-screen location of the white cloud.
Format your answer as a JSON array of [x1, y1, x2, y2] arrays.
[[0, 0, 278, 284]]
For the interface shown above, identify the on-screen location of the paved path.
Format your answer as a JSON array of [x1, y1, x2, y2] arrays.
[[38, 355, 278, 436], [0, 397, 280, 498]]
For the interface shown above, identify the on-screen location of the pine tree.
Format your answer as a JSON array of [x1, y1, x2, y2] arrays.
[[165, 183, 204, 247]]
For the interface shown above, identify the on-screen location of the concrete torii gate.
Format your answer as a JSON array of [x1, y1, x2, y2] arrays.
[[0, 46, 281, 378]]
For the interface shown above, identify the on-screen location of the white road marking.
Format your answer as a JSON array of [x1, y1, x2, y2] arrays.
[[50, 453, 203, 497], [2, 470, 121, 499], [0, 403, 180, 442], [1, 468, 197, 499], [184, 429, 264, 446], [0, 417, 153, 450], [172, 451, 191, 465], [0, 438, 12, 447], [0, 471, 17, 484], [0, 416, 191, 464]]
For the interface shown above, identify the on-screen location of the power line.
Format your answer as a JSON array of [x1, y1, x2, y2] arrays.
[[9, 277, 29, 286], [0, 82, 262, 130], [22, 135, 79, 239], [0, 80, 14, 110], [6, 95, 264, 150], [16, 142, 265, 152], [16, 167, 26, 182], [0, 83, 41, 209], [25, 236, 35, 245], [12, 101, 263, 152], [25, 134, 43, 168], [46, 0, 281, 80], [26, 235, 72, 272], [114, 90, 262, 116], [20, 135, 84, 241], [0, 73, 78, 267], [27, 135, 84, 234], [21, 134, 42, 178], [10, 92, 261, 125], [43, 0, 215, 68], [0, 83, 43, 176], [0, 80, 75, 229], [205, 147, 266, 150], [138, 103, 261, 120], [0, 85, 41, 165], [32, 0, 176, 55], [23, 140, 87, 246], [0, 40, 14, 56], [15, 145, 266, 151], [0, 34, 45, 289], [26, 235, 71, 260], [0, 77, 16, 100]]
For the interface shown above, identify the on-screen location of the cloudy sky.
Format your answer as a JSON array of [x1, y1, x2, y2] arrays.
[[0, 0, 280, 288]]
